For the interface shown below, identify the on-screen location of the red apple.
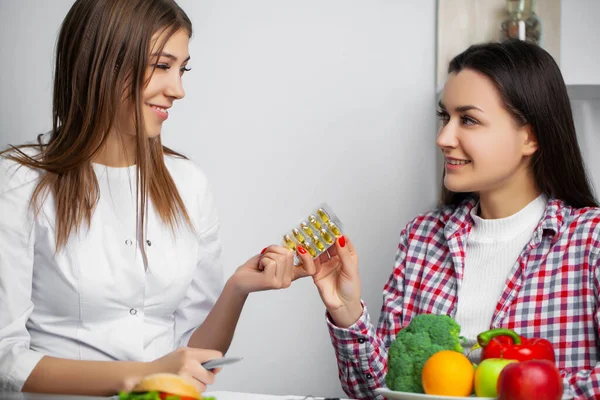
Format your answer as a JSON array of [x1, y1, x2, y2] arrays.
[[497, 359, 563, 400]]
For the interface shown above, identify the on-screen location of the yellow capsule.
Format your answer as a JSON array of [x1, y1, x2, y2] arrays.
[[302, 242, 317, 257], [283, 235, 296, 251], [317, 208, 331, 223], [328, 221, 342, 237], [308, 215, 322, 229], [311, 235, 325, 251], [292, 228, 306, 244], [300, 222, 314, 236], [320, 228, 334, 244]]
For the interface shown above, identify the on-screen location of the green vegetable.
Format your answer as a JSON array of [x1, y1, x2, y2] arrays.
[[118, 392, 162, 400], [118, 391, 215, 400], [385, 313, 464, 393], [118, 391, 160, 400]]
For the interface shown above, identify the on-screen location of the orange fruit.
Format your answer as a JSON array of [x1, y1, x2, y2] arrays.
[[421, 350, 474, 396]]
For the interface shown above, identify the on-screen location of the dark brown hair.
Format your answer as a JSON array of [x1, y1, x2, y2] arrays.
[[440, 39, 598, 208], [2, 0, 194, 249]]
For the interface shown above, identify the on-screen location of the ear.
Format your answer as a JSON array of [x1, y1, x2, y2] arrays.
[[521, 124, 538, 156]]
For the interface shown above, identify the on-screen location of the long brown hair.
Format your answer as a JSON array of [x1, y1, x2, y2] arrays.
[[440, 40, 598, 208], [2, 0, 194, 250]]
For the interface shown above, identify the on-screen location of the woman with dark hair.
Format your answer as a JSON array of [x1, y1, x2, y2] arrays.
[[295, 39, 600, 399], [0, 0, 310, 396]]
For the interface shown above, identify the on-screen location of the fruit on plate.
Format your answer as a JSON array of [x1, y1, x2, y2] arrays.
[[477, 328, 556, 363], [421, 350, 475, 396], [474, 358, 518, 397], [386, 314, 465, 393], [497, 359, 563, 400]]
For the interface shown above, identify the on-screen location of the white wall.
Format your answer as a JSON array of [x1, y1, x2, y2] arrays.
[[561, 0, 600, 199], [560, 0, 600, 85], [0, 0, 438, 397], [571, 98, 600, 198]]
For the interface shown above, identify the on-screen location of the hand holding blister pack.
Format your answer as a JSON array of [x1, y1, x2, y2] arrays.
[[279, 203, 344, 266]]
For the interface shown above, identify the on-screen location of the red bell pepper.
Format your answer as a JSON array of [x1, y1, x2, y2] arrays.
[[477, 328, 556, 363]]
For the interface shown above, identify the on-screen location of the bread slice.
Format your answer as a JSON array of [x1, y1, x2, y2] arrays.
[[132, 373, 202, 399]]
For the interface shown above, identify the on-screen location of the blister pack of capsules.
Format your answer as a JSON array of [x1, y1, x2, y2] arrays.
[[280, 203, 344, 266]]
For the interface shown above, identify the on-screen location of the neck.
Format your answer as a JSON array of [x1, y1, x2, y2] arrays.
[[478, 166, 541, 219], [93, 132, 137, 167]]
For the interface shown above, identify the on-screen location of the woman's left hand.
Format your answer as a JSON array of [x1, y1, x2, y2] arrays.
[[229, 245, 316, 295]]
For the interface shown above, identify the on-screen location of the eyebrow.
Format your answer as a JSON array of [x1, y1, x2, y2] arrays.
[[438, 100, 483, 113], [151, 52, 191, 63]]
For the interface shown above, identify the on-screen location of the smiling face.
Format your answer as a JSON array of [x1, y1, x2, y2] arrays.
[[114, 28, 191, 139], [436, 69, 538, 197]]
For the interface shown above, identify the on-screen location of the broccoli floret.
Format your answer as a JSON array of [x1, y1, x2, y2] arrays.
[[385, 314, 464, 393]]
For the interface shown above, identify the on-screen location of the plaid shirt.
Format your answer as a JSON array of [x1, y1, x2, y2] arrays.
[[327, 197, 600, 400]]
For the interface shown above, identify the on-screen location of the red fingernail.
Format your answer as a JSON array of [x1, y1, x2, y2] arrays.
[[338, 236, 346, 248], [297, 245, 306, 254], [260, 247, 267, 255]]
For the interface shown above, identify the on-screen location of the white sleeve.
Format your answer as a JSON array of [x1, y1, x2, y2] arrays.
[[174, 174, 225, 348], [0, 159, 45, 391]]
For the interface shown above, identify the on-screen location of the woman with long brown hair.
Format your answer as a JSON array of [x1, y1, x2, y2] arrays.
[[294, 40, 600, 399], [0, 0, 310, 396]]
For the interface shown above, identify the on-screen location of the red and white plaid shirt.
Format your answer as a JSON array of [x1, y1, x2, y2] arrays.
[[327, 197, 600, 399]]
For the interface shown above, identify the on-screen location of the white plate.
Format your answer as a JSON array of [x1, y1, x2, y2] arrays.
[[374, 388, 495, 400]]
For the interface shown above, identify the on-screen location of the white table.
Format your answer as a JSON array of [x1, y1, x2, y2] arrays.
[[5, 392, 349, 400], [204, 391, 348, 400]]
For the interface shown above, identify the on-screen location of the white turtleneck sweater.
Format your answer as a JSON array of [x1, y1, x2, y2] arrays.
[[454, 194, 548, 360]]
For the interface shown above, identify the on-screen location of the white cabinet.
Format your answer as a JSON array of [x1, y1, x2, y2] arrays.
[[560, 0, 600, 86]]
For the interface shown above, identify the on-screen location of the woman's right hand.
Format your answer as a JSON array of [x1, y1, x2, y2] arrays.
[[139, 347, 223, 393], [296, 235, 364, 328]]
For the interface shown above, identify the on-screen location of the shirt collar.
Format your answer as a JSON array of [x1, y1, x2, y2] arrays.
[[444, 195, 563, 242]]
